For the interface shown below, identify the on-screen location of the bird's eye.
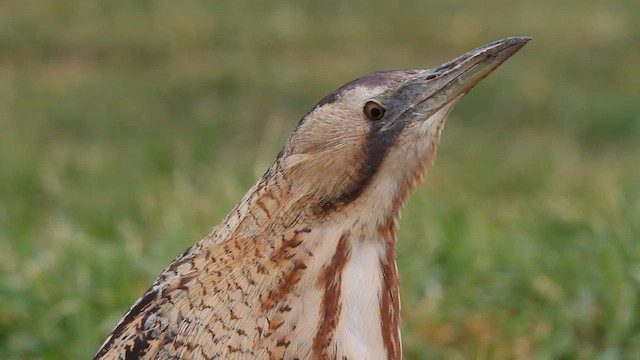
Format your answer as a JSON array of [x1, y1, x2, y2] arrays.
[[363, 101, 386, 121]]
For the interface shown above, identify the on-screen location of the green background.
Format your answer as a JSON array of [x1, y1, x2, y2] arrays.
[[1, 1, 639, 358]]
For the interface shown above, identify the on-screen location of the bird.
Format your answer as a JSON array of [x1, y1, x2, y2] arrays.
[[94, 36, 530, 360]]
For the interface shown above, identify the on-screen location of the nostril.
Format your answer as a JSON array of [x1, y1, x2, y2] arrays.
[[425, 74, 437, 80]]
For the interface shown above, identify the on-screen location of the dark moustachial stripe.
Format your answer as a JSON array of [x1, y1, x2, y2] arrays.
[[318, 114, 409, 213], [301, 71, 419, 214]]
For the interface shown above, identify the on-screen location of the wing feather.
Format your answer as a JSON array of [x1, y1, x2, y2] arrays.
[[94, 228, 312, 359]]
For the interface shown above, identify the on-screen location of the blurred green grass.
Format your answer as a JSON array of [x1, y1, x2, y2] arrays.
[[1, 0, 639, 359]]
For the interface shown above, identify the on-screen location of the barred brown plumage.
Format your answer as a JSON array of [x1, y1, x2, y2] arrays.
[[95, 37, 529, 360]]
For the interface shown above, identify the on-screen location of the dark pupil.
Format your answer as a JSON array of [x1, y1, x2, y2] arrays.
[[370, 107, 381, 118]]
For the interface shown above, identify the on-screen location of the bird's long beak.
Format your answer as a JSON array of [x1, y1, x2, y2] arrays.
[[393, 36, 531, 121]]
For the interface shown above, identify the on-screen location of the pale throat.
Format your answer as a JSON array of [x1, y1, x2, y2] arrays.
[[337, 232, 392, 359], [303, 209, 400, 359], [209, 157, 407, 358]]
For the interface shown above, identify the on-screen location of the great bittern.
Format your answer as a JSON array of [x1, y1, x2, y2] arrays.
[[95, 37, 529, 360]]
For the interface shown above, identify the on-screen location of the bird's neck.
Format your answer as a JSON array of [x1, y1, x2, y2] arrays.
[[303, 215, 402, 360], [204, 171, 402, 359], [330, 215, 402, 360]]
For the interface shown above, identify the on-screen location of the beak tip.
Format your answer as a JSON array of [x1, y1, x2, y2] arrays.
[[510, 36, 533, 42], [408, 36, 530, 116], [502, 36, 533, 51]]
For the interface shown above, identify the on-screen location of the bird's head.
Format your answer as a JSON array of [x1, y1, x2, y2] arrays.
[[272, 37, 529, 226]]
